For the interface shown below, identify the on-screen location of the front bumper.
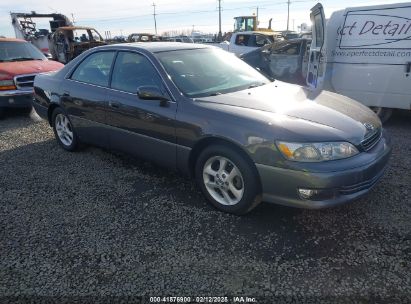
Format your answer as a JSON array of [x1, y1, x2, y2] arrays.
[[0, 90, 33, 109], [256, 134, 392, 209]]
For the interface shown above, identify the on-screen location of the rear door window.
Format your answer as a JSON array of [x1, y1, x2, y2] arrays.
[[71, 51, 115, 87]]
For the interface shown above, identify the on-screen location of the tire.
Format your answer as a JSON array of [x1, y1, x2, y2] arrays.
[[195, 145, 262, 215], [51, 107, 79, 151], [370, 107, 393, 123]]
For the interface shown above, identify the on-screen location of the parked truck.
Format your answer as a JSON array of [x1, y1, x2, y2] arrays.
[[218, 31, 278, 56]]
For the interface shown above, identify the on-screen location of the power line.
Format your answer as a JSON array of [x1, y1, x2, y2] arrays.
[[75, 0, 315, 25]]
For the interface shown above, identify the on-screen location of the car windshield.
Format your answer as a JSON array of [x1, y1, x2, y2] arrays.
[[155, 48, 269, 98], [0, 41, 46, 62]]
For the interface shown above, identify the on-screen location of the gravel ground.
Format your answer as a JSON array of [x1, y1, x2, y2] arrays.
[[0, 109, 410, 303]]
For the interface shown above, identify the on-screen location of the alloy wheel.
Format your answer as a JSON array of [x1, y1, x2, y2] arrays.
[[202, 156, 245, 206], [55, 113, 74, 147]]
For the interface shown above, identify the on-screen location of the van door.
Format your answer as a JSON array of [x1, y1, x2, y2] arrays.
[[306, 3, 326, 90]]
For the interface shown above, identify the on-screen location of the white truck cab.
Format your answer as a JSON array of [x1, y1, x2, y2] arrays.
[[309, 2, 411, 121], [219, 31, 277, 56]]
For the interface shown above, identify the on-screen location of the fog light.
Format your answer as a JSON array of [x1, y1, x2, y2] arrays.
[[298, 188, 318, 199], [8, 98, 15, 104], [298, 188, 336, 201]]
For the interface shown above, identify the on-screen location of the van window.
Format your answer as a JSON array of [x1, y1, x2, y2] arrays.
[[314, 14, 324, 48]]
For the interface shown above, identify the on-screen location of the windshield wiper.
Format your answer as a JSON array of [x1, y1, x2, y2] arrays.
[[209, 92, 222, 96], [7, 57, 42, 62]]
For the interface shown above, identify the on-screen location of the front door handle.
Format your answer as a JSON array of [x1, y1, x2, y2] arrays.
[[109, 101, 121, 108]]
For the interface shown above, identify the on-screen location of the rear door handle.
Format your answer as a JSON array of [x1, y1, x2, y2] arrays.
[[109, 101, 121, 108]]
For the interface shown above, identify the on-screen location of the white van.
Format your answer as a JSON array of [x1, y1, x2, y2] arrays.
[[307, 2, 411, 121]]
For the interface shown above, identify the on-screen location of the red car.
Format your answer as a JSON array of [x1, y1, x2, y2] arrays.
[[0, 38, 64, 117]]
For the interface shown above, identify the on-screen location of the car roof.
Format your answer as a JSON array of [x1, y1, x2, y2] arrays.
[[0, 37, 26, 42], [100, 42, 211, 53], [129, 33, 154, 36]]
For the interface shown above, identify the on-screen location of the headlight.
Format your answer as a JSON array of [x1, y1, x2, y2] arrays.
[[0, 79, 16, 90], [0, 76, 16, 91], [277, 141, 359, 162]]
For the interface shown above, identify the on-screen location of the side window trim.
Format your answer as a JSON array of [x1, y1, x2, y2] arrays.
[[108, 51, 119, 88]]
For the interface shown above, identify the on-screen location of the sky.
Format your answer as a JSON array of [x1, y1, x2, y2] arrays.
[[1, 0, 410, 38]]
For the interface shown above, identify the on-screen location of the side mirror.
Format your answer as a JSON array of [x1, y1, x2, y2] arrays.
[[137, 86, 170, 104]]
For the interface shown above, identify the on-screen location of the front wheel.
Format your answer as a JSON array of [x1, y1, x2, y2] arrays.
[[370, 107, 393, 123], [195, 145, 261, 215], [52, 108, 79, 151]]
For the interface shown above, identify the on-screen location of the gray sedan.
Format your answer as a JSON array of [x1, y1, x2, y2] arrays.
[[32, 43, 391, 214]]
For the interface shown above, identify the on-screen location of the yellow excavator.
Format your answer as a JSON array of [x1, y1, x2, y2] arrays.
[[233, 16, 273, 32]]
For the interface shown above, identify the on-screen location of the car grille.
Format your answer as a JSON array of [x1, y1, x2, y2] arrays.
[[339, 169, 385, 195], [361, 128, 382, 151], [14, 74, 36, 90]]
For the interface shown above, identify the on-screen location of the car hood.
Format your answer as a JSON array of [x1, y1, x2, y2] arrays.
[[0, 60, 64, 76], [198, 81, 381, 141]]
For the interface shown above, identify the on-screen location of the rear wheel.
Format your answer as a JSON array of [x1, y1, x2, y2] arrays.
[[195, 145, 261, 215], [52, 108, 79, 151], [370, 107, 393, 123]]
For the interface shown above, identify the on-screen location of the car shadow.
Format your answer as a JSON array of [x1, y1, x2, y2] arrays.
[[384, 109, 411, 128], [0, 108, 42, 133], [1, 119, 409, 296], [1, 113, 407, 267]]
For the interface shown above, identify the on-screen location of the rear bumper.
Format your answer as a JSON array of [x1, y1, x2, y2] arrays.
[[0, 90, 33, 108], [256, 134, 392, 209], [31, 102, 48, 120]]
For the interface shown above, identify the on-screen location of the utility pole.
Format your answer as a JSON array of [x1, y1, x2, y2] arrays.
[[256, 6, 259, 26], [152, 2, 158, 35], [71, 13, 75, 25], [218, 0, 222, 42], [286, 0, 290, 32]]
